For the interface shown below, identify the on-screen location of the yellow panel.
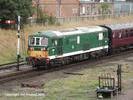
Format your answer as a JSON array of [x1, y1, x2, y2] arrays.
[[28, 51, 48, 58]]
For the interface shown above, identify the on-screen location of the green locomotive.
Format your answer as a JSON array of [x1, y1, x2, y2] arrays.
[[27, 26, 109, 68]]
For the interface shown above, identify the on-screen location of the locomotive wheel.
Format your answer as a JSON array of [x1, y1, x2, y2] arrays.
[[44, 65, 49, 70], [31, 60, 36, 67], [36, 66, 41, 70]]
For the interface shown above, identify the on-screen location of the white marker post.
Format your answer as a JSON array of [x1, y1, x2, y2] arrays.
[[17, 16, 21, 71]]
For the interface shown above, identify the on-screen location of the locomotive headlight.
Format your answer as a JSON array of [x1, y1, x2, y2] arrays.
[[30, 47, 34, 51], [41, 48, 46, 51], [52, 49, 55, 52]]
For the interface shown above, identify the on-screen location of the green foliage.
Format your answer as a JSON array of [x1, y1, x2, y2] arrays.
[[36, 7, 56, 25], [44, 73, 98, 100], [100, 3, 110, 15], [0, 0, 33, 23], [48, 15, 56, 25]]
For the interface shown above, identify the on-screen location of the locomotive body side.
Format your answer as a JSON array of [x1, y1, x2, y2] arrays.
[[49, 26, 109, 59], [27, 26, 109, 68]]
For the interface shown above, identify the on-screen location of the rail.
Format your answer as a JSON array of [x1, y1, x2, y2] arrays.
[[0, 61, 26, 70], [0, 48, 132, 84]]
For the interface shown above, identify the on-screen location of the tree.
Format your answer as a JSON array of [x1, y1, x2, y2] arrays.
[[100, 3, 110, 15], [99, 3, 111, 19], [0, 0, 33, 23]]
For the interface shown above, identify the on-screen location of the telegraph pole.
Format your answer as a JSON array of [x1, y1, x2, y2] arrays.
[[17, 16, 21, 71], [117, 64, 122, 92]]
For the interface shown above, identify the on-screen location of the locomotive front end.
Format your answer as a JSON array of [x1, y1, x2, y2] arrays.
[[27, 35, 50, 67]]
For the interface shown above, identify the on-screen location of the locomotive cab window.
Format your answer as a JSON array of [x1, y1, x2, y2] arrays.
[[36, 38, 40, 45], [29, 37, 35, 45], [41, 37, 48, 46], [29, 37, 41, 46]]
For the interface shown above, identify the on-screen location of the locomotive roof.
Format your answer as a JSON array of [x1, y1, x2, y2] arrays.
[[33, 26, 107, 38], [104, 23, 133, 30]]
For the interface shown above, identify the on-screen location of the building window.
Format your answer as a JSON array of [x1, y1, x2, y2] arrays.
[[72, 8, 78, 14], [80, 6, 85, 15]]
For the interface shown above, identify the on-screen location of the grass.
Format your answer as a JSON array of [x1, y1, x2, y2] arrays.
[[43, 78, 97, 100], [0, 66, 114, 100], [0, 29, 17, 64], [43, 67, 109, 100], [0, 97, 44, 100], [0, 58, 133, 99], [42, 64, 133, 100], [0, 15, 133, 64]]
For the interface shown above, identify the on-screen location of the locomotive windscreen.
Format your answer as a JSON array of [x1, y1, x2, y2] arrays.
[[29, 36, 48, 46], [41, 37, 48, 46], [29, 37, 35, 45]]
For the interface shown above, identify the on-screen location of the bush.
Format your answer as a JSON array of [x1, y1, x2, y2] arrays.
[[37, 14, 56, 25]]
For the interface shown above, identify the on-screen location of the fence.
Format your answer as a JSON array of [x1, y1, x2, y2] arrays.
[[56, 13, 131, 24], [56, 2, 133, 24]]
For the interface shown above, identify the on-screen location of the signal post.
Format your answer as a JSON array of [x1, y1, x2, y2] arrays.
[[17, 16, 21, 71]]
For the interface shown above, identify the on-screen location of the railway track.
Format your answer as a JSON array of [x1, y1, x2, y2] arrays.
[[0, 49, 132, 85], [0, 61, 25, 70], [0, 69, 33, 84]]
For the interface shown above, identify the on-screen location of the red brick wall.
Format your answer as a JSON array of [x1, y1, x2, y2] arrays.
[[33, 0, 80, 18]]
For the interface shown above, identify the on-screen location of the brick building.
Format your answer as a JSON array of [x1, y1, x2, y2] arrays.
[[33, 0, 125, 18], [80, 0, 113, 16], [33, 0, 80, 18]]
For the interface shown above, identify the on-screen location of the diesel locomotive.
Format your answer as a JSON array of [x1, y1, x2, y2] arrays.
[[26, 23, 133, 69]]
